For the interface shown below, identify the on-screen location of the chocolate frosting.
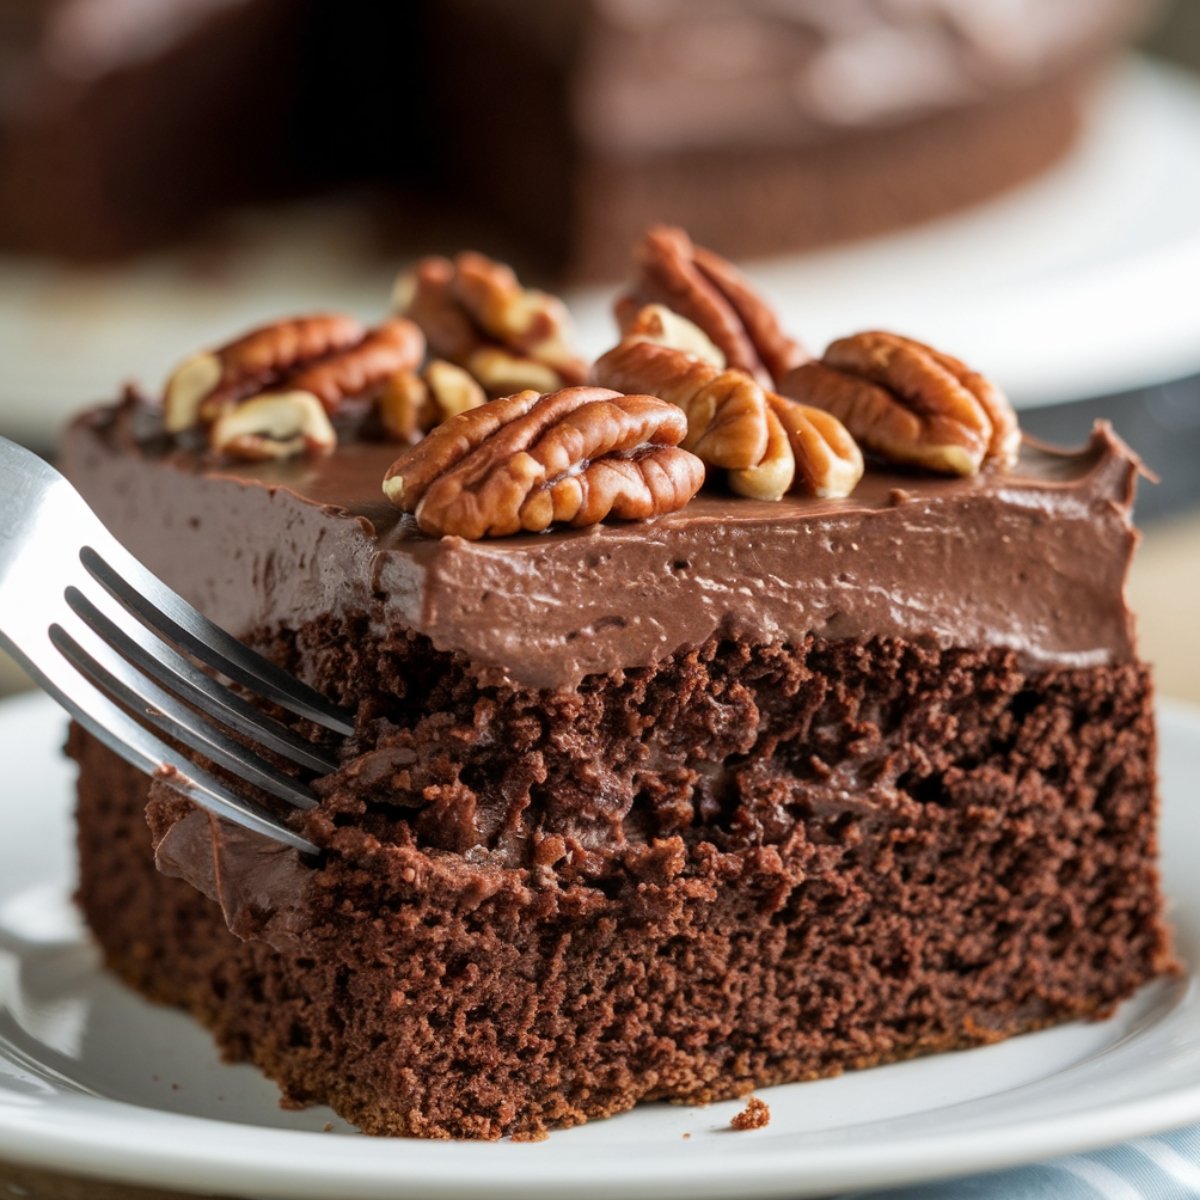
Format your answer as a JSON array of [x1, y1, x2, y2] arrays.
[[154, 804, 311, 946], [63, 401, 1143, 691]]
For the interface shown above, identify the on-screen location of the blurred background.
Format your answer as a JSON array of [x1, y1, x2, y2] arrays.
[[0, 0, 1197, 702]]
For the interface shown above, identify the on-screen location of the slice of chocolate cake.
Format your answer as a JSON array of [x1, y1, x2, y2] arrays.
[[63, 240, 1172, 1139]]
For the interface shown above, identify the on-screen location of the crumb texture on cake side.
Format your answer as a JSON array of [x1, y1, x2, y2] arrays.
[[71, 622, 1170, 1138]]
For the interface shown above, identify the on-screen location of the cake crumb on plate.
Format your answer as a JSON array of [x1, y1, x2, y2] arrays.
[[730, 1097, 770, 1131]]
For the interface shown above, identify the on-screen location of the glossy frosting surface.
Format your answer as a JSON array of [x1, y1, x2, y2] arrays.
[[62, 400, 1143, 690]]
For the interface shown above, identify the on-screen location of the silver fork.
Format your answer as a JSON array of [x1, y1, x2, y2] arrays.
[[0, 437, 355, 854]]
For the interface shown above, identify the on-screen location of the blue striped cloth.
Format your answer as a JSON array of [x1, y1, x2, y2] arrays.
[[849, 1128, 1200, 1199]]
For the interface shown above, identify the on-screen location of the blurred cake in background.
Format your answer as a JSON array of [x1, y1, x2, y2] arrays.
[[0, 0, 312, 260], [428, 0, 1155, 277], [0, 0, 1155, 277]]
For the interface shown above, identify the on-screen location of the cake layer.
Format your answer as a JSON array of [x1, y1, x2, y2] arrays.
[[71, 629, 1171, 1138], [63, 399, 1142, 691]]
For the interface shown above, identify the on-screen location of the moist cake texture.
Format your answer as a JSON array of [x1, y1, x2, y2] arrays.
[[64, 397, 1173, 1138]]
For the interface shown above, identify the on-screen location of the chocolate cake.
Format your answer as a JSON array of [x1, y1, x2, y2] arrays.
[[0, 0, 1155, 272], [63, 237, 1172, 1138]]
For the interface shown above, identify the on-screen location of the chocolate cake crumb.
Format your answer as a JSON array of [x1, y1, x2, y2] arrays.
[[730, 1097, 770, 1131], [511, 1129, 550, 1143]]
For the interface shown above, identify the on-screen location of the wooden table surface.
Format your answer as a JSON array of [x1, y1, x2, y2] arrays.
[[0, 1162, 235, 1200]]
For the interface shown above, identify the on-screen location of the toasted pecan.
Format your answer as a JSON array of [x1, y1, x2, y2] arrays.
[[382, 386, 704, 538], [162, 312, 425, 460], [728, 404, 793, 501], [767, 393, 864, 499], [593, 338, 768, 470], [378, 359, 487, 443], [288, 318, 424, 412], [594, 307, 861, 501], [780, 331, 1018, 475], [616, 225, 808, 387], [622, 303, 725, 368], [394, 252, 587, 396], [209, 391, 336, 461], [164, 313, 366, 433]]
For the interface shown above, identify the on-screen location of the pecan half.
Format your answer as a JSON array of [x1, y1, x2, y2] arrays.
[[779, 331, 1019, 475], [378, 359, 486, 443], [209, 391, 336, 461], [594, 308, 861, 501], [727, 405, 793, 502], [162, 313, 425, 460], [768, 394, 864, 499], [615, 225, 808, 388], [164, 313, 365, 433], [382, 386, 704, 539], [465, 345, 564, 397], [623, 303, 725, 368], [594, 334, 767, 470], [393, 252, 587, 397], [286, 319, 425, 412]]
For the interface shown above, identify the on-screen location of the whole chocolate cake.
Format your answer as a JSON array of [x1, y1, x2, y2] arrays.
[[0, 0, 1155, 272], [64, 231, 1173, 1138]]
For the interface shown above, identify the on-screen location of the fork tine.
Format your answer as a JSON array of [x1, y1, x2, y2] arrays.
[[49, 615, 319, 811], [78, 543, 356, 738], [65, 584, 340, 776], [0, 631, 318, 854], [1, 439, 326, 853]]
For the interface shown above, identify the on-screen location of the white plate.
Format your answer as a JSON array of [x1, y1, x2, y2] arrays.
[[0, 691, 1198, 1200], [3, 59, 1200, 447]]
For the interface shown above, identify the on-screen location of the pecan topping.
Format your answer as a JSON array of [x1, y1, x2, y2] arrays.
[[769, 394, 864, 499], [727, 404, 792, 502], [209, 392, 336, 461], [164, 314, 365, 432], [779, 331, 1019, 476], [378, 359, 486, 444], [594, 307, 861, 501], [393, 252, 587, 397], [162, 313, 425, 460], [286, 319, 425, 412], [382, 386, 704, 539], [615, 226, 808, 387], [594, 312, 767, 470]]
